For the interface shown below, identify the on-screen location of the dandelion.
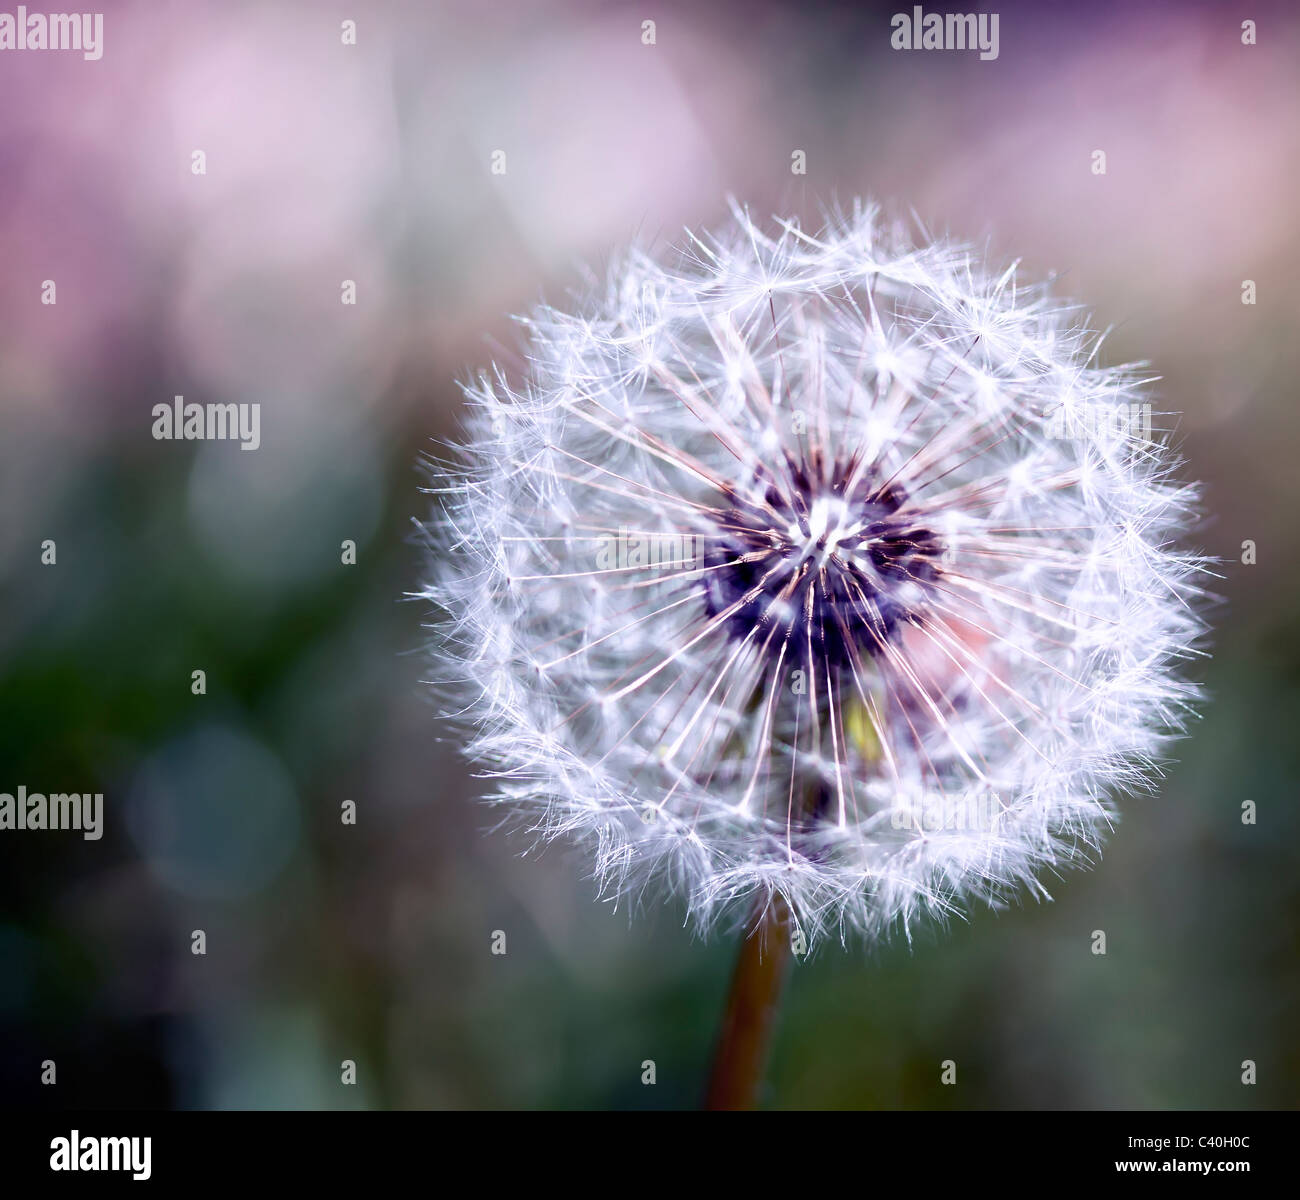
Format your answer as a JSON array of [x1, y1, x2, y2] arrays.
[[422, 202, 1209, 1105]]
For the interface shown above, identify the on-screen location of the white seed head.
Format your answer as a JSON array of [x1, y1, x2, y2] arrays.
[[423, 202, 1210, 948]]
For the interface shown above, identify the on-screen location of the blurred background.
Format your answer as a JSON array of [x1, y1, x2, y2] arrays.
[[1, 0, 1297, 1110]]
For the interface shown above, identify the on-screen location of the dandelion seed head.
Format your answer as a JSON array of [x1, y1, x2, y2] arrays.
[[423, 202, 1210, 948]]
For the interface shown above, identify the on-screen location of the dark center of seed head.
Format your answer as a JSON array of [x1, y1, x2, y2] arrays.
[[701, 457, 944, 669]]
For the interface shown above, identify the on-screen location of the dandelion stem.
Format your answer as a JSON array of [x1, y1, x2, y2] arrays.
[[703, 891, 793, 1110]]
